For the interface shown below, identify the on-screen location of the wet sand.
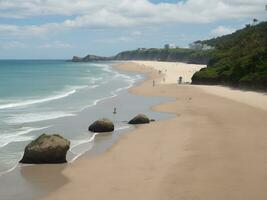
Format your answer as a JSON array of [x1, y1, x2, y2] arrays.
[[0, 74, 173, 200], [40, 61, 267, 200]]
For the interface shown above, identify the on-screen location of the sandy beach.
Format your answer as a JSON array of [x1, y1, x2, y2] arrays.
[[132, 60, 206, 84], [41, 61, 267, 200]]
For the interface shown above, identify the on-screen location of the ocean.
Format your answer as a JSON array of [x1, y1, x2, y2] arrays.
[[0, 60, 173, 179]]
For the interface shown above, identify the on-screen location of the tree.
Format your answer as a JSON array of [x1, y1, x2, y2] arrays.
[[253, 18, 258, 25]]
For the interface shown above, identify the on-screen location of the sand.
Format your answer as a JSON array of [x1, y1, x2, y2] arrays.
[[42, 61, 267, 200], [196, 85, 267, 111], [132, 60, 206, 84], [133, 61, 267, 111]]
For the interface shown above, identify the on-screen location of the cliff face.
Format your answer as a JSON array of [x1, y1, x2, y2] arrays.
[[71, 55, 112, 62], [113, 48, 211, 64], [72, 56, 83, 62], [71, 48, 212, 65]]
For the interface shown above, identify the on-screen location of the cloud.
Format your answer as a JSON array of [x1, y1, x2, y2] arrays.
[[0, 23, 60, 37], [211, 26, 236, 36], [0, 41, 27, 49], [39, 41, 73, 49], [0, 0, 266, 37]]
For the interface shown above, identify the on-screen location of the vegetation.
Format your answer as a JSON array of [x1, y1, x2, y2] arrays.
[[192, 21, 267, 91], [114, 48, 212, 64]]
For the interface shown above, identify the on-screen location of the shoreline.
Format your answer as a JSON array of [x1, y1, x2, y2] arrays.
[[40, 61, 267, 200], [0, 61, 174, 200]]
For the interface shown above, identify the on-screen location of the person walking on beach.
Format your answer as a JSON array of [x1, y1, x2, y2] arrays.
[[178, 76, 183, 84], [113, 107, 117, 114], [153, 80, 155, 87]]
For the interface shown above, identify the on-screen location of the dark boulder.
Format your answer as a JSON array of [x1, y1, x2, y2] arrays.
[[20, 134, 70, 164], [128, 114, 150, 124], [89, 118, 114, 133]]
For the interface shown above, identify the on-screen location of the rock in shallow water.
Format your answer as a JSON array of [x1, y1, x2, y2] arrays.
[[128, 114, 150, 124], [20, 134, 70, 164], [88, 118, 114, 133]]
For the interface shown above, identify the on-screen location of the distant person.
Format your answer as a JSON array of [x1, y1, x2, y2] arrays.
[[163, 77, 165, 82], [178, 76, 182, 84], [153, 80, 155, 86], [113, 107, 117, 114]]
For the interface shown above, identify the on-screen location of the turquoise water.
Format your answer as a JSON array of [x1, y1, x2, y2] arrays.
[[0, 60, 140, 131], [0, 60, 173, 178]]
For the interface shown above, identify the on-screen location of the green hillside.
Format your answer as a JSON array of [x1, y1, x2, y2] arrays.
[[192, 21, 267, 91], [114, 48, 212, 64]]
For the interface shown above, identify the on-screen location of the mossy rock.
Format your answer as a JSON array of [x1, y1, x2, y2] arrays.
[[88, 118, 114, 133], [128, 114, 150, 124], [20, 134, 70, 164]]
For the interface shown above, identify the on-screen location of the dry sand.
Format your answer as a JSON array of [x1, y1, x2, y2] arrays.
[[42, 61, 267, 200], [133, 60, 267, 111], [132, 60, 206, 84]]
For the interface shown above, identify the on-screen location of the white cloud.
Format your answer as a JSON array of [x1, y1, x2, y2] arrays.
[[131, 31, 142, 36], [211, 26, 236, 36], [0, 0, 266, 37], [0, 23, 60, 37], [39, 41, 73, 49], [0, 41, 27, 49]]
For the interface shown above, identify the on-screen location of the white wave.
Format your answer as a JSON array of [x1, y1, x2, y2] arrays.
[[5, 112, 76, 124], [83, 76, 103, 84], [69, 125, 132, 163], [92, 63, 113, 73], [90, 77, 103, 83], [113, 72, 143, 85], [0, 126, 49, 148], [79, 93, 118, 112], [85, 63, 113, 74], [69, 133, 98, 163], [113, 73, 132, 79], [88, 84, 99, 89], [80, 74, 142, 111], [90, 63, 109, 68], [0, 85, 87, 110], [115, 125, 132, 131], [0, 163, 19, 177], [0, 151, 24, 177]]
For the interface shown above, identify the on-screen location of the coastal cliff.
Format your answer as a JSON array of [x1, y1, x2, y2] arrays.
[[71, 48, 212, 65], [71, 55, 112, 62], [113, 48, 212, 64], [71, 21, 266, 91]]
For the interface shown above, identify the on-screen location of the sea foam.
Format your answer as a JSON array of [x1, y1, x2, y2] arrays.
[[5, 112, 76, 124], [0, 85, 88, 110], [0, 126, 49, 148]]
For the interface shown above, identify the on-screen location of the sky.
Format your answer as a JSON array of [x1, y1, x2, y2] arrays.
[[0, 0, 266, 59]]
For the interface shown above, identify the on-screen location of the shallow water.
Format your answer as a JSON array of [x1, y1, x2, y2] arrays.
[[0, 60, 175, 200], [0, 60, 174, 176]]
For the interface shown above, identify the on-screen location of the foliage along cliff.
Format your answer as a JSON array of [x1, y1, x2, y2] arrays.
[[71, 48, 212, 65], [192, 21, 267, 91], [113, 48, 212, 64]]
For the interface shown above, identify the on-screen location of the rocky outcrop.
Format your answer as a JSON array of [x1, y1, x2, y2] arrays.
[[71, 55, 112, 62], [20, 134, 70, 164], [88, 118, 115, 132], [128, 114, 150, 124], [72, 56, 83, 62]]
